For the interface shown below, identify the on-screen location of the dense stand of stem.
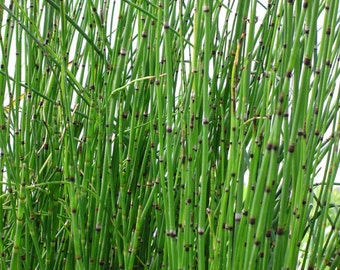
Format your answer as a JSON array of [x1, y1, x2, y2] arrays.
[[0, 1, 339, 269]]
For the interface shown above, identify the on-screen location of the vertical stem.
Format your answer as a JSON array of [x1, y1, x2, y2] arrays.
[[197, 2, 211, 270], [162, 0, 177, 268]]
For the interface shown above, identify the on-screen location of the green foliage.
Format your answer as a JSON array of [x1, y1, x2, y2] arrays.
[[0, 0, 339, 269]]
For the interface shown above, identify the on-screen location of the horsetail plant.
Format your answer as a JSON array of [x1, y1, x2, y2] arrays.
[[0, 0, 339, 269]]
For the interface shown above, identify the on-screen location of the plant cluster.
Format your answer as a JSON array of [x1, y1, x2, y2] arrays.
[[0, 0, 339, 269]]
